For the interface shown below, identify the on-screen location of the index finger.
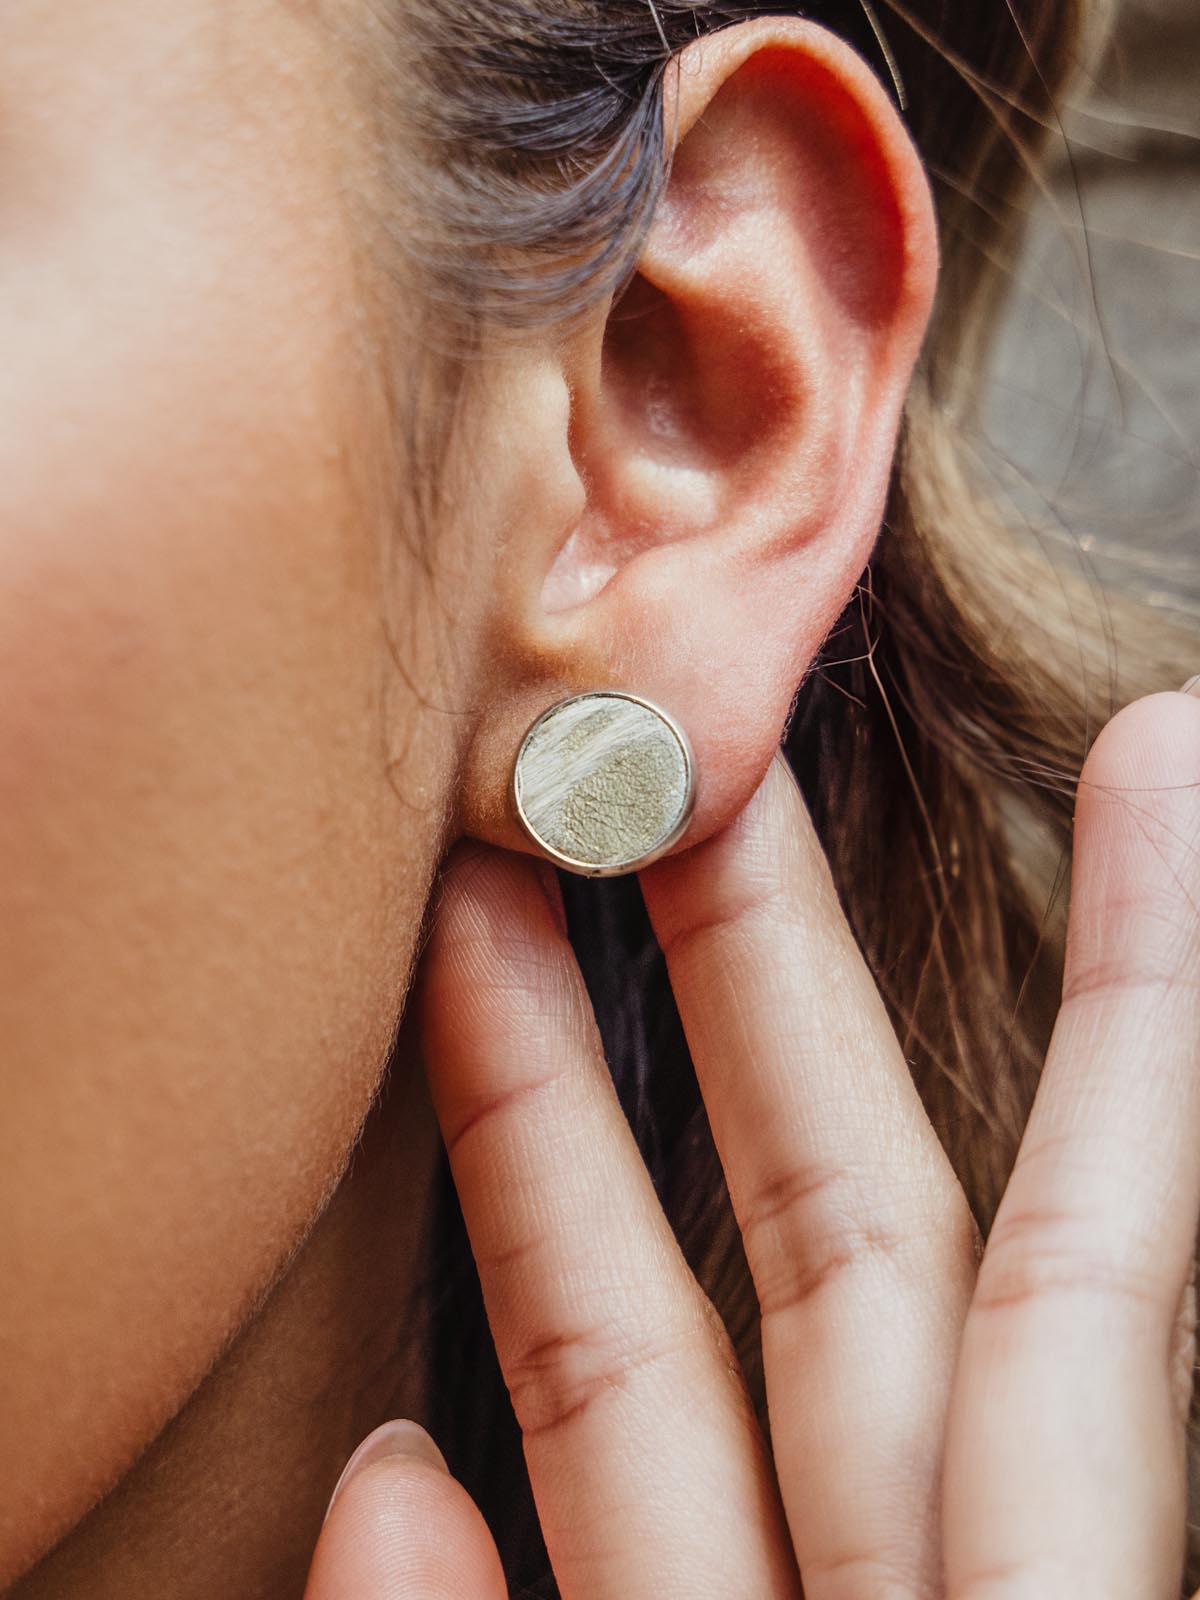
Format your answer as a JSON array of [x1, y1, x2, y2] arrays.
[[417, 843, 802, 1600], [640, 752, 980, 1600]]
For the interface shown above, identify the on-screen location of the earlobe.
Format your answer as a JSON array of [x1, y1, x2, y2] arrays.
[[457, 16, 937, 864]]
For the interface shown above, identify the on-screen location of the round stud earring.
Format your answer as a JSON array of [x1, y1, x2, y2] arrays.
[[510, 690, 696, 878]]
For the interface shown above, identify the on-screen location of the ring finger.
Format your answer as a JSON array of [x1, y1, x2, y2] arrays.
[[944, 690, 1200, 1596]]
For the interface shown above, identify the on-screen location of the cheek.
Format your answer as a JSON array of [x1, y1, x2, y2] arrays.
[[0, 83, 446, 1582]]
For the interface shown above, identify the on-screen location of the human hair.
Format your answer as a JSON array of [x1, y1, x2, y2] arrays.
[[345, 3, 1198, 1594]]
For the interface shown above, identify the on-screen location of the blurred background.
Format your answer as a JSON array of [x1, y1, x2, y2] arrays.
[[982, 0, 1198, 605]]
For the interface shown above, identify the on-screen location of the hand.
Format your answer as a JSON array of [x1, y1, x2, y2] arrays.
[[304, 687, 1200, 1600]]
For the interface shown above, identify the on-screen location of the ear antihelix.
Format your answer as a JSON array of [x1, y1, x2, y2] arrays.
[[510, 690, 696, 877]]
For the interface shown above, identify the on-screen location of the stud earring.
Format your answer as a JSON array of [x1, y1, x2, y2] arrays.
[[511, 690, 696, 878]]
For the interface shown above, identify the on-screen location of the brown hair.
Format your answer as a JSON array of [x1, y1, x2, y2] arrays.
[[350, 3, 1197, 1593]]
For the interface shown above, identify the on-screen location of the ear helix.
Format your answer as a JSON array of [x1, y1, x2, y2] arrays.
[[510, 691, 697, 878]]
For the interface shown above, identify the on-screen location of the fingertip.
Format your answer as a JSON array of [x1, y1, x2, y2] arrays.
[[1066, 690, 1200, 1002], [324, 1420, 447, 1523], [1079, 689, 1200, 801], [432, 838, 500, 914], [530, 855, 569, 938], [642, 746, 816, 934], [307, 1428, 506, 1600], [417, 837, 586, 1130], [432, 839, 562, 946]]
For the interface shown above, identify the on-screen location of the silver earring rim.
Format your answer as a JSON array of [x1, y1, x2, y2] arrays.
[[510, 689, 697, 879]]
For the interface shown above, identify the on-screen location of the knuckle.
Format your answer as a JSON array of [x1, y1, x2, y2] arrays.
[[742, 1160, 967, 1323], [973, 1203, 1164, 1323], [951, 1557, 1097, 1600], [742, 1161, 897, 1318], [469, 1220, 547, 1279], [654, 876, 791, 968], [442, 1069, 561, 1161], [505, 1317, 678, 1443], [802, 1547, 940, 1600], [1062, 912, 1200, 1006]]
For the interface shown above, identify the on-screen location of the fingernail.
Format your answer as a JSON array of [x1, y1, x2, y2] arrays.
[[771, 747, 804, 796], [532, 856, 569, 937], [1180, 674, 1200, 698], [324, 1420, 447, 1522]]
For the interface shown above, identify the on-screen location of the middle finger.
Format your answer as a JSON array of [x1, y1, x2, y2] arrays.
[[641, 753, 981, 1600]]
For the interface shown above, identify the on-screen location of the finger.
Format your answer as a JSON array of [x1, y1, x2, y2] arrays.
[[304, 1421, 506, 1600], [945, 689, 1200, 1598], [417, 844, 802, 1600], [640, 753, 981, 1600]]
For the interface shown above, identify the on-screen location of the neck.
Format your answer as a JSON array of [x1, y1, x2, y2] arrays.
[[14, 1020, 443, 1600]]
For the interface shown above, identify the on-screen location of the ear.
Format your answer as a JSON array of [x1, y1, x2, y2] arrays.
[[456, 15, 937, 859]]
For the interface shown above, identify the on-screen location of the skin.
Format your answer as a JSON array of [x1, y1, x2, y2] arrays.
[[0, 1, 485, 1588], [319, 707, 1200, 1600], [1, 4, 1195, 1598]]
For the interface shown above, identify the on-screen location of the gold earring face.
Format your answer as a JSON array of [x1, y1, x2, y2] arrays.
[[511, 691, 696, 878]]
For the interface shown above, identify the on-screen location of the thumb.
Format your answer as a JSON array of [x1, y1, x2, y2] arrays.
[[304, 1421, 508, 1600]]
